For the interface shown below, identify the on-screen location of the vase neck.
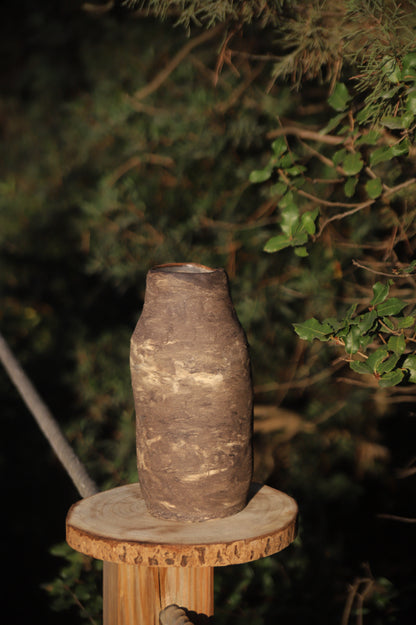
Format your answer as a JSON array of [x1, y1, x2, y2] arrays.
[[142, 265, 234, 321]]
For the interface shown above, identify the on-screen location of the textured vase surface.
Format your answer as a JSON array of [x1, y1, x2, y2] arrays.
[[130, 263, 253, 522]]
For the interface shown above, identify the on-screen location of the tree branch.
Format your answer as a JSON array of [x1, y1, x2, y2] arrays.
[[132, 24, 224, 101], [317, 177, 416, 236], [107, 153, 175, 187], [377, 513, 416, 523], [82, 1, 114, 14], [267, 125, 345, 146], [215, 63, 264, 114], [0, 332, 98, 499]]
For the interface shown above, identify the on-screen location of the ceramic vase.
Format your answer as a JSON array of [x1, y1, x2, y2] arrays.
[[130, 263, 253, 522]]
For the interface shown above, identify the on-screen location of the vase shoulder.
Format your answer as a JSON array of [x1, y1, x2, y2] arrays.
[[130, 264, 253, 522]]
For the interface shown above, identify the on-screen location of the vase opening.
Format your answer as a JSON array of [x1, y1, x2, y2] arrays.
[[154, 263, 216, 274]]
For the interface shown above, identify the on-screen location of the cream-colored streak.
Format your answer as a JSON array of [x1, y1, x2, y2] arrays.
[[180, 467, 229, 482]]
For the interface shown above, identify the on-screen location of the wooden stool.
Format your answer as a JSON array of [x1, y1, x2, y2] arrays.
[[66, 482, 297, 625]]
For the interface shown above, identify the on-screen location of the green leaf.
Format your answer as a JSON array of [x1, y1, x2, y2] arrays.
[[402, 67, 416, 81], [293, 318, 333, 342], [406, 90, 416, 115], [377, 353, 400, 374], [250, 168, 272, 183], [382, 317, 395, 331], [326, 317, 346, 333], [370, 282, 390, 306], [369, 146, 393, 167], [291, 231, 308, 247], [376, 297, 407, 316], [279, 153, 295, 167], [328, 83, 351, 112], [337, 325, 350, 339], [270, 181, 287, 196], [271, 137, 287, 157], [291, 175, 306, 189], [369, 139, 409, 169], [263, 234, 291, 253], [380, 116, 404, 130], [333, 148, 347, 166], [390, 140, 410, 157], [301, 208, 319, 235], [381, 112, 414, 130], [344, 325, 362, 354], [381, 56, 401, 83], [365, 177, 383, 199], [359, 335, 373, 351], [344, 176, 358, 198], [294, 246, 308, 257], [321, 112, 348, 134], [287, 165, 307, 176], [367, 348, 389, 372], [378, 370, 404, 387], [402, 111, 415, 129], [401, 52, 416, 79], [343, 153, 364, 176], [278, 191, 294, 209], [346, 303, 358, 319], [358, 310, 377, 334], [355, 129, 381, 147], [281, 203, 300, 236], [350, 360, 372, 375], [403, 354, 416, 382], [387, 334, 406, 355], [402, 259, 416, 274], [396, 316, 415, 329], [50, 543, 72, 557]]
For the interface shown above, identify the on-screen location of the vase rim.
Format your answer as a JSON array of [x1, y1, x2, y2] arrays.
[[150, 263, 220, 274]]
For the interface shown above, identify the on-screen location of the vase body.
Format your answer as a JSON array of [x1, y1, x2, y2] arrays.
[[130, 263, 253, 522]]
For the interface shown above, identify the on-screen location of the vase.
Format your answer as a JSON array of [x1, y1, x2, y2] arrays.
[[130, 263, 253, 522]]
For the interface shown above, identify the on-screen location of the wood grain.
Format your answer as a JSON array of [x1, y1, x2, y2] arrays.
[[103, 563, 213, 625], [66, 482, 297, 567]]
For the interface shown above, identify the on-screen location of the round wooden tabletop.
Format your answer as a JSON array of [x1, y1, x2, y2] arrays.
[[66, 482, 297, 567]]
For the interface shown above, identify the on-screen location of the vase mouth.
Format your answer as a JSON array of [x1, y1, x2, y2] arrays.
[[151, 263, 218, 274]]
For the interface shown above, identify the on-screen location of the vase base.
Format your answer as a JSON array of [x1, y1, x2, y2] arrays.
[[144, 499, 248, 523]]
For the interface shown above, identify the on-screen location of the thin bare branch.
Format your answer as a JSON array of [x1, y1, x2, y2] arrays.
[[107, 153, 175, 187], [267, 125, 345, 146], [341, 579, 361, 625], [133, 25, 224, 101], [0, 332, 98, 498], [351, 259, 406, 278], [82, 1, 114, 14], [278, 169, 367, 209], [254, 361, 345, 393], [317, 199, 375, 235], [215, 63, 264, 114], [397, 465, 416, 478], [377, 513, 416, 523]]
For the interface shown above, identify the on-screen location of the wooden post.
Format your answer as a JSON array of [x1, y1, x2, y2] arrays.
[[103, 563, 213, 625], [66, 482, 297, 625]]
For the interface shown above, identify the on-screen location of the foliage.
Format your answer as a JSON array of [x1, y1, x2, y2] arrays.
[[294, 281, 416, 387], [43, 544, 102, 624], [248, 70, 416, 391], [119, 0, 285, 29], [1, 1, 416, 624]]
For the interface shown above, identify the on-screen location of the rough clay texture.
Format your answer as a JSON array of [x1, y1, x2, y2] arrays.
[[130, 265, 253, 522]]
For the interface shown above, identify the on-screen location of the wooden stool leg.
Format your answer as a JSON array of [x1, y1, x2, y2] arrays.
[[103, 562, 214, 625]]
